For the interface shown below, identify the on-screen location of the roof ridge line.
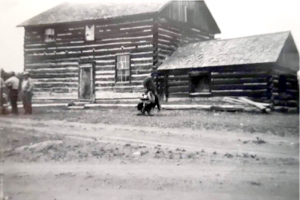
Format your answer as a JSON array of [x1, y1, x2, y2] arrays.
[[216, 31, 291, 42]]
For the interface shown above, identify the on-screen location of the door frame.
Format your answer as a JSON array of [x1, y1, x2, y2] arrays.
[[78, 61, 95, 102]]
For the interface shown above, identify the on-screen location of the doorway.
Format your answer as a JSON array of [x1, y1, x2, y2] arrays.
[[78, 62, 95, 101]]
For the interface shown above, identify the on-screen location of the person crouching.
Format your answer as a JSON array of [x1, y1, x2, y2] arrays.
[[137, 76, 161, 115]]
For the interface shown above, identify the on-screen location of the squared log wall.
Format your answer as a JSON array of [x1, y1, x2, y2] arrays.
[[24, 14, 157, 99]]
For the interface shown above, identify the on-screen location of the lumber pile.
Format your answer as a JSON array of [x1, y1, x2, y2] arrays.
[[222, 97, 271, 113]]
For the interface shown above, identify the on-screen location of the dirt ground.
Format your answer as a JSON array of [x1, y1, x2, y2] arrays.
[[0, 107, 299, 200]]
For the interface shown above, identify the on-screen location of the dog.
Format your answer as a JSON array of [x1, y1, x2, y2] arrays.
[[137, 94, 160, 115]]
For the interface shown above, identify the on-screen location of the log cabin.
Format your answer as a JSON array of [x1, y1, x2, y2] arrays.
[[156, 31, 299, 111], [18, 0, 220, 102]]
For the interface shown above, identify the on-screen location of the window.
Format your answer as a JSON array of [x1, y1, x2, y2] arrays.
[[183, 6, 194, 23], [116, 55, 130, 82], [189, 71, 211, 93], [85, 25, 95, 41], [278, 75, 287, 93], [45, 28, 55, 42]]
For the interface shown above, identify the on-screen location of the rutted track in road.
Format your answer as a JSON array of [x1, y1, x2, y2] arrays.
[[0, 118, 298, 160]]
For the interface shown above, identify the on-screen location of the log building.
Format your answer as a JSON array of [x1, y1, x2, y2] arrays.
[[18, 0, 299, 110], [157, 31, 299, 110], [18, 0, 220, 101]]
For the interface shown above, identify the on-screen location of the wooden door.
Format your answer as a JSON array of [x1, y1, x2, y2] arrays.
[[78, 62, 95, 101]]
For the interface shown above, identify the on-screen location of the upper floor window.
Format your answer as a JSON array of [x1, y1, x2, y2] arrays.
[[85, 25, 95, 41], [45, 28, 55, 42], [116, 54, 130, 82], [184, 6, 194, 23]]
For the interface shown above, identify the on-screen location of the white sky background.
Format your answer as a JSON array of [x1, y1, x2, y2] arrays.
[[0, 0, 299, 72]]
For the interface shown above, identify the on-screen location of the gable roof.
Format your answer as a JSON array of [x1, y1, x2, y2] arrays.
[[158, 31, 293, 70], [18, 1, 171, 27]]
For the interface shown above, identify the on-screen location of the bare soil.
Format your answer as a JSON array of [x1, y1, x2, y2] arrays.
[[0, 107, 299, 200]]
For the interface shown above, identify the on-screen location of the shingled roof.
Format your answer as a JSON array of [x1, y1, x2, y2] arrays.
[[18, 0, 171, 27], [158, 31, 292, 70]]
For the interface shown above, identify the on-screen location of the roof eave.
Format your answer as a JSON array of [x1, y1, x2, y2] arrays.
[[157, 62, 277, 71], [17, 11, 158, 28]]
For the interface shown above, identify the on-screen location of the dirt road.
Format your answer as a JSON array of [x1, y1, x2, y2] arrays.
[[0, 108, 299, 200]]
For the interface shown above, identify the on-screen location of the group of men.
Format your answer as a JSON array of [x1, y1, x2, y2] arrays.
[[0, 71, 34, 115]]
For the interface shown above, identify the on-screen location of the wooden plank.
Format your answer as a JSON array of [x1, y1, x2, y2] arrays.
[[131, 65, 153, 71], [26, 62, 79, 67], [272, 100, 298, 107], [34, 83, 78, 88], [29, 70, 79, 76], [238, 97, 270, 112], [158, 39, 179, 48], [28, 67, 78, 73], [211, 72, 269, 79], [96, 30, 153, 41], [211, 84, 268, 90], [31, 73, 78, 78], [169, 86, 189, 93], [96, 66, 115, 71], [97, 26, 153, 37], [25, 39, 154, 55], [285, 89, 298, 95], [95, 86, 144, 93], [168, 80, 189, 87], [34, 86, 77, 90], [286, 78, 298, 84], [157, 43, 176, 52], [95, 80, 143, 87], [95, 70, 115, 75], [212, 90, 268, 97], [96, 60, 115, 65], [211, 77, 268, 85], [25, 46, 154, 62], [96, 19, 154, 30], [25, 34, 153, 50], [189, 92, 212, 97], [131, 69, 152, 75], [168, 76, 189, 81], [168, 92, 189, 98], [130, 59, 153, 65], [158, 27, 181, 38], [131, 74, 150, 81], [95, 76, 115, 82], [158, 18, 211, 37], [158, 34, 181, 44]]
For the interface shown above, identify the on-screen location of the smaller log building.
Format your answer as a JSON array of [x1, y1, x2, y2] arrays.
[[156, 31, 299, 110]]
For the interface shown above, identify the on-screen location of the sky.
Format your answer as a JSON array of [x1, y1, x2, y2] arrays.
[[0, 0, 299, 73]]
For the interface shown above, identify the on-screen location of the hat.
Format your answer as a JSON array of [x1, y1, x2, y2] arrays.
[[23, 71, 29, 75]]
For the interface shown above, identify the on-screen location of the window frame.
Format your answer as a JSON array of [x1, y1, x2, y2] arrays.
[[44, 28, 55, 43], [184, 6, 188, 22], [85, 24, 95, 42], [115, 54, 131, 83], [189, 71, 211, 94]]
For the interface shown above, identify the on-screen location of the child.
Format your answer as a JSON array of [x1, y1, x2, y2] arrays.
[[137, 76, 161, 115]]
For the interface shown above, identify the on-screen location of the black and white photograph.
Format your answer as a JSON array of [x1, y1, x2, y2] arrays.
[[0, 0, 299, 199]]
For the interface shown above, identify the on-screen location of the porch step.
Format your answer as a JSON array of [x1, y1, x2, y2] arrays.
[[67, 106, 85, 110], [95, 98, 140, 104], [73, 102, 87, 106]]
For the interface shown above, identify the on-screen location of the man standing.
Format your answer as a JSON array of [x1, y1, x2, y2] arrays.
[[0, 76, 5, 114], [22, 71, 34, 115], [5, 72, 20, 115]]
